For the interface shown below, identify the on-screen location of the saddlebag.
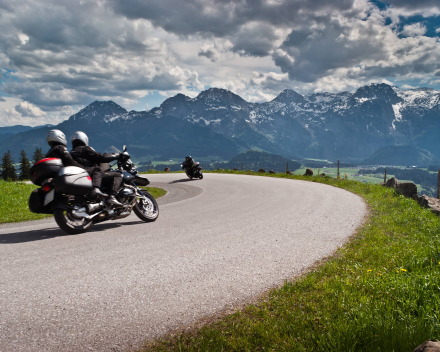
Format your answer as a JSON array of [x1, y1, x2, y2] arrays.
[[28, 188, 54, 214], [29, 158, 64, 186], [54, 166, 93, 195]]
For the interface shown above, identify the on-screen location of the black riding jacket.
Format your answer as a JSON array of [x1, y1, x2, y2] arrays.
[[46, 145, 83, 168], [182, 158, 194, 169], [71, 146, 118, 168]]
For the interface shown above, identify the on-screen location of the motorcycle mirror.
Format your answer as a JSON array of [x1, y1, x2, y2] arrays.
[[123, 145, 127, 152]]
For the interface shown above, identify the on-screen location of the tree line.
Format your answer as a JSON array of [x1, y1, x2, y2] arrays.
[[0, 148, 44, 181]]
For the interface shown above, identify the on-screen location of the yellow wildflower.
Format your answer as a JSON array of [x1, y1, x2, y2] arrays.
[[400, 268, 407, 272], [367, 270, 372, 272]]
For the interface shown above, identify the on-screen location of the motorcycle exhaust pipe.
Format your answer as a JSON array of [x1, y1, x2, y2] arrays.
[[87, 201, 104, 213]]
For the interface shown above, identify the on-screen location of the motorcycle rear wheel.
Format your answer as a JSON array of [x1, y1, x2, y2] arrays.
[[133, 190, 159, 222], [54, 208, 93, 234]]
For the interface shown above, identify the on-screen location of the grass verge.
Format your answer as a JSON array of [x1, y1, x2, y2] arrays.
[[142, 170, 440, 351], [141, 186, 167, 199], [0, 180, 51, 223], [0, 181, 166, 224]]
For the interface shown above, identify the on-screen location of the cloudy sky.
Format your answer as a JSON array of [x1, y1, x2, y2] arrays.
[[0, 0, 439, 126]]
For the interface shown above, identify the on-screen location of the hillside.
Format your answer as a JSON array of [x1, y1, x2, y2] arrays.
[[363, 145, 438, 166], [213, 150, 301, 173]]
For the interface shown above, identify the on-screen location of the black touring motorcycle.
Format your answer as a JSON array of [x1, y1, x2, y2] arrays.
[[182, 161, 203, 179], [28, 146, 159, 234]]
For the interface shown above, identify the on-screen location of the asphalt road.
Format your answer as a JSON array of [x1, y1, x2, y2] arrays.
[[0, 173, 367, 352]]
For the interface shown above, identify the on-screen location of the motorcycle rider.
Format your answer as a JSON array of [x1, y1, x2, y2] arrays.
[[70, 131, 124, 207], [45, 129, 108, 198], [181, 155, 194, 171]]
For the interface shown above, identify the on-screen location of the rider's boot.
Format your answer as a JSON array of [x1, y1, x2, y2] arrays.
[[107, 195, 124, 207], [90, 187, 108, 198]]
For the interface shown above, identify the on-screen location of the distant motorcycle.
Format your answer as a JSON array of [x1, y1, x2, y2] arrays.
[[181, 156, 203, 179], [28, 145, 159, 234]]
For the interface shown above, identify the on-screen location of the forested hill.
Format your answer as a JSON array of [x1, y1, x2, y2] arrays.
[[213, 150, 301, 173]]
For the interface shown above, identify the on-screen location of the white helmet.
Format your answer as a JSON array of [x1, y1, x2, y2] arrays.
[[46, 129, 67, 147], [71, 131, 89, 147]]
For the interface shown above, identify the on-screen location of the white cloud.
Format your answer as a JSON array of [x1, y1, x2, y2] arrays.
[[0, 97, 68, 126], [401, 23, 427, 37], [15, 101, 46, 117]]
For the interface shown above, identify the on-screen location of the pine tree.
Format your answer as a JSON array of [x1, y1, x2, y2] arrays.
[[1, 150, 17, 181], [32, 147, 44, 164], [19, 150, 31, 180]]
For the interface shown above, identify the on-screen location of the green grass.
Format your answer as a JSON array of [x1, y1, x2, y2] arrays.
[[0, 180, 51, 223], [0, 181, 166, 224], [141, 187, 167, 199], [142, 170, 440, 352]]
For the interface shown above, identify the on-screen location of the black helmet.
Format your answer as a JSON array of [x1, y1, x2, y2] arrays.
[[185, 155, 192, 160], [46, 129, 67, 147]]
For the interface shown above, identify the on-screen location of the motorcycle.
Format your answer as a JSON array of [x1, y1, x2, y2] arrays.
[[181, 160, 203, 179], [28, 145, 159, 234]]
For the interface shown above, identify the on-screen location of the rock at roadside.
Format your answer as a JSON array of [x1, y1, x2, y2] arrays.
[[164, 167, 170, 172], [286, 170, 292, 175], [304, 168, 313, 176], [382, 177, 418, 200], [414, 340, 440, 352], [320, 173, 326, 177], [397, 182, 419, 200], [383, 177, 398, 188], [217, 168, 224, 171], [418, 195, 440, 215], [233, 168, 238, 171], [258, 169, 266, 173], [269, 170, 275, 174]]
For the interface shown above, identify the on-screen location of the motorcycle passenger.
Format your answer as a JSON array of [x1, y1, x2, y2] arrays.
[[45, 129, 83, 167], [70, 131, 124, 207]]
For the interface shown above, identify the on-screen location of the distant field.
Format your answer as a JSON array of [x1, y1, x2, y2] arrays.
[[293, 166, 435, 195]]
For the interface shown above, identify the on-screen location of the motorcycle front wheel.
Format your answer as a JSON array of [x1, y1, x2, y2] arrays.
[[133, 190, 159, 222], [54, 208, 93, 234], [199, 173, 203, 179]]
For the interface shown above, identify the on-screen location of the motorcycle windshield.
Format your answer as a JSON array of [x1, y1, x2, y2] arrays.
[[102, 146, 122, 171], [105, 146, 121, 154]]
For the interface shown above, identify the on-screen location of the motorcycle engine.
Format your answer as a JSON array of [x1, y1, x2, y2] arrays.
[[117, 187, 136, 205]]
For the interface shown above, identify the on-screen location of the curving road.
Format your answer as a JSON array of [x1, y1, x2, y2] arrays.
[[0, 173, 367, 352]]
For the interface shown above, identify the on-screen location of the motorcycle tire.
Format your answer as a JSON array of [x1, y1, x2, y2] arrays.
[[54, 208, 93, 234], [133, 190, 159, 222], [199, 173, 203, 179]]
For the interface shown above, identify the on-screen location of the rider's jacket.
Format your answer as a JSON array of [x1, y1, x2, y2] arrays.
[[71, 146, 118, 168], [46, 144, 83, 168], [182, 158, 194, 169]]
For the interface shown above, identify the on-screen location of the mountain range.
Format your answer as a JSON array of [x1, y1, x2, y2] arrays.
[[1, 83, 440, 164]]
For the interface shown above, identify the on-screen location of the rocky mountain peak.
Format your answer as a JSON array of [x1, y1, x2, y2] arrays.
[[196, 88, 245, 105], [70, 100, 127, 121], [160, 93, 191, 109], [354, 83, 401, 103], [272, 89, 304, 104]]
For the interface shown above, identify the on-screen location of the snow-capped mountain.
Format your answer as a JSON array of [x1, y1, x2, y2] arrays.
[[154, 83, 440, 161], [1, 83, 440, 162]]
